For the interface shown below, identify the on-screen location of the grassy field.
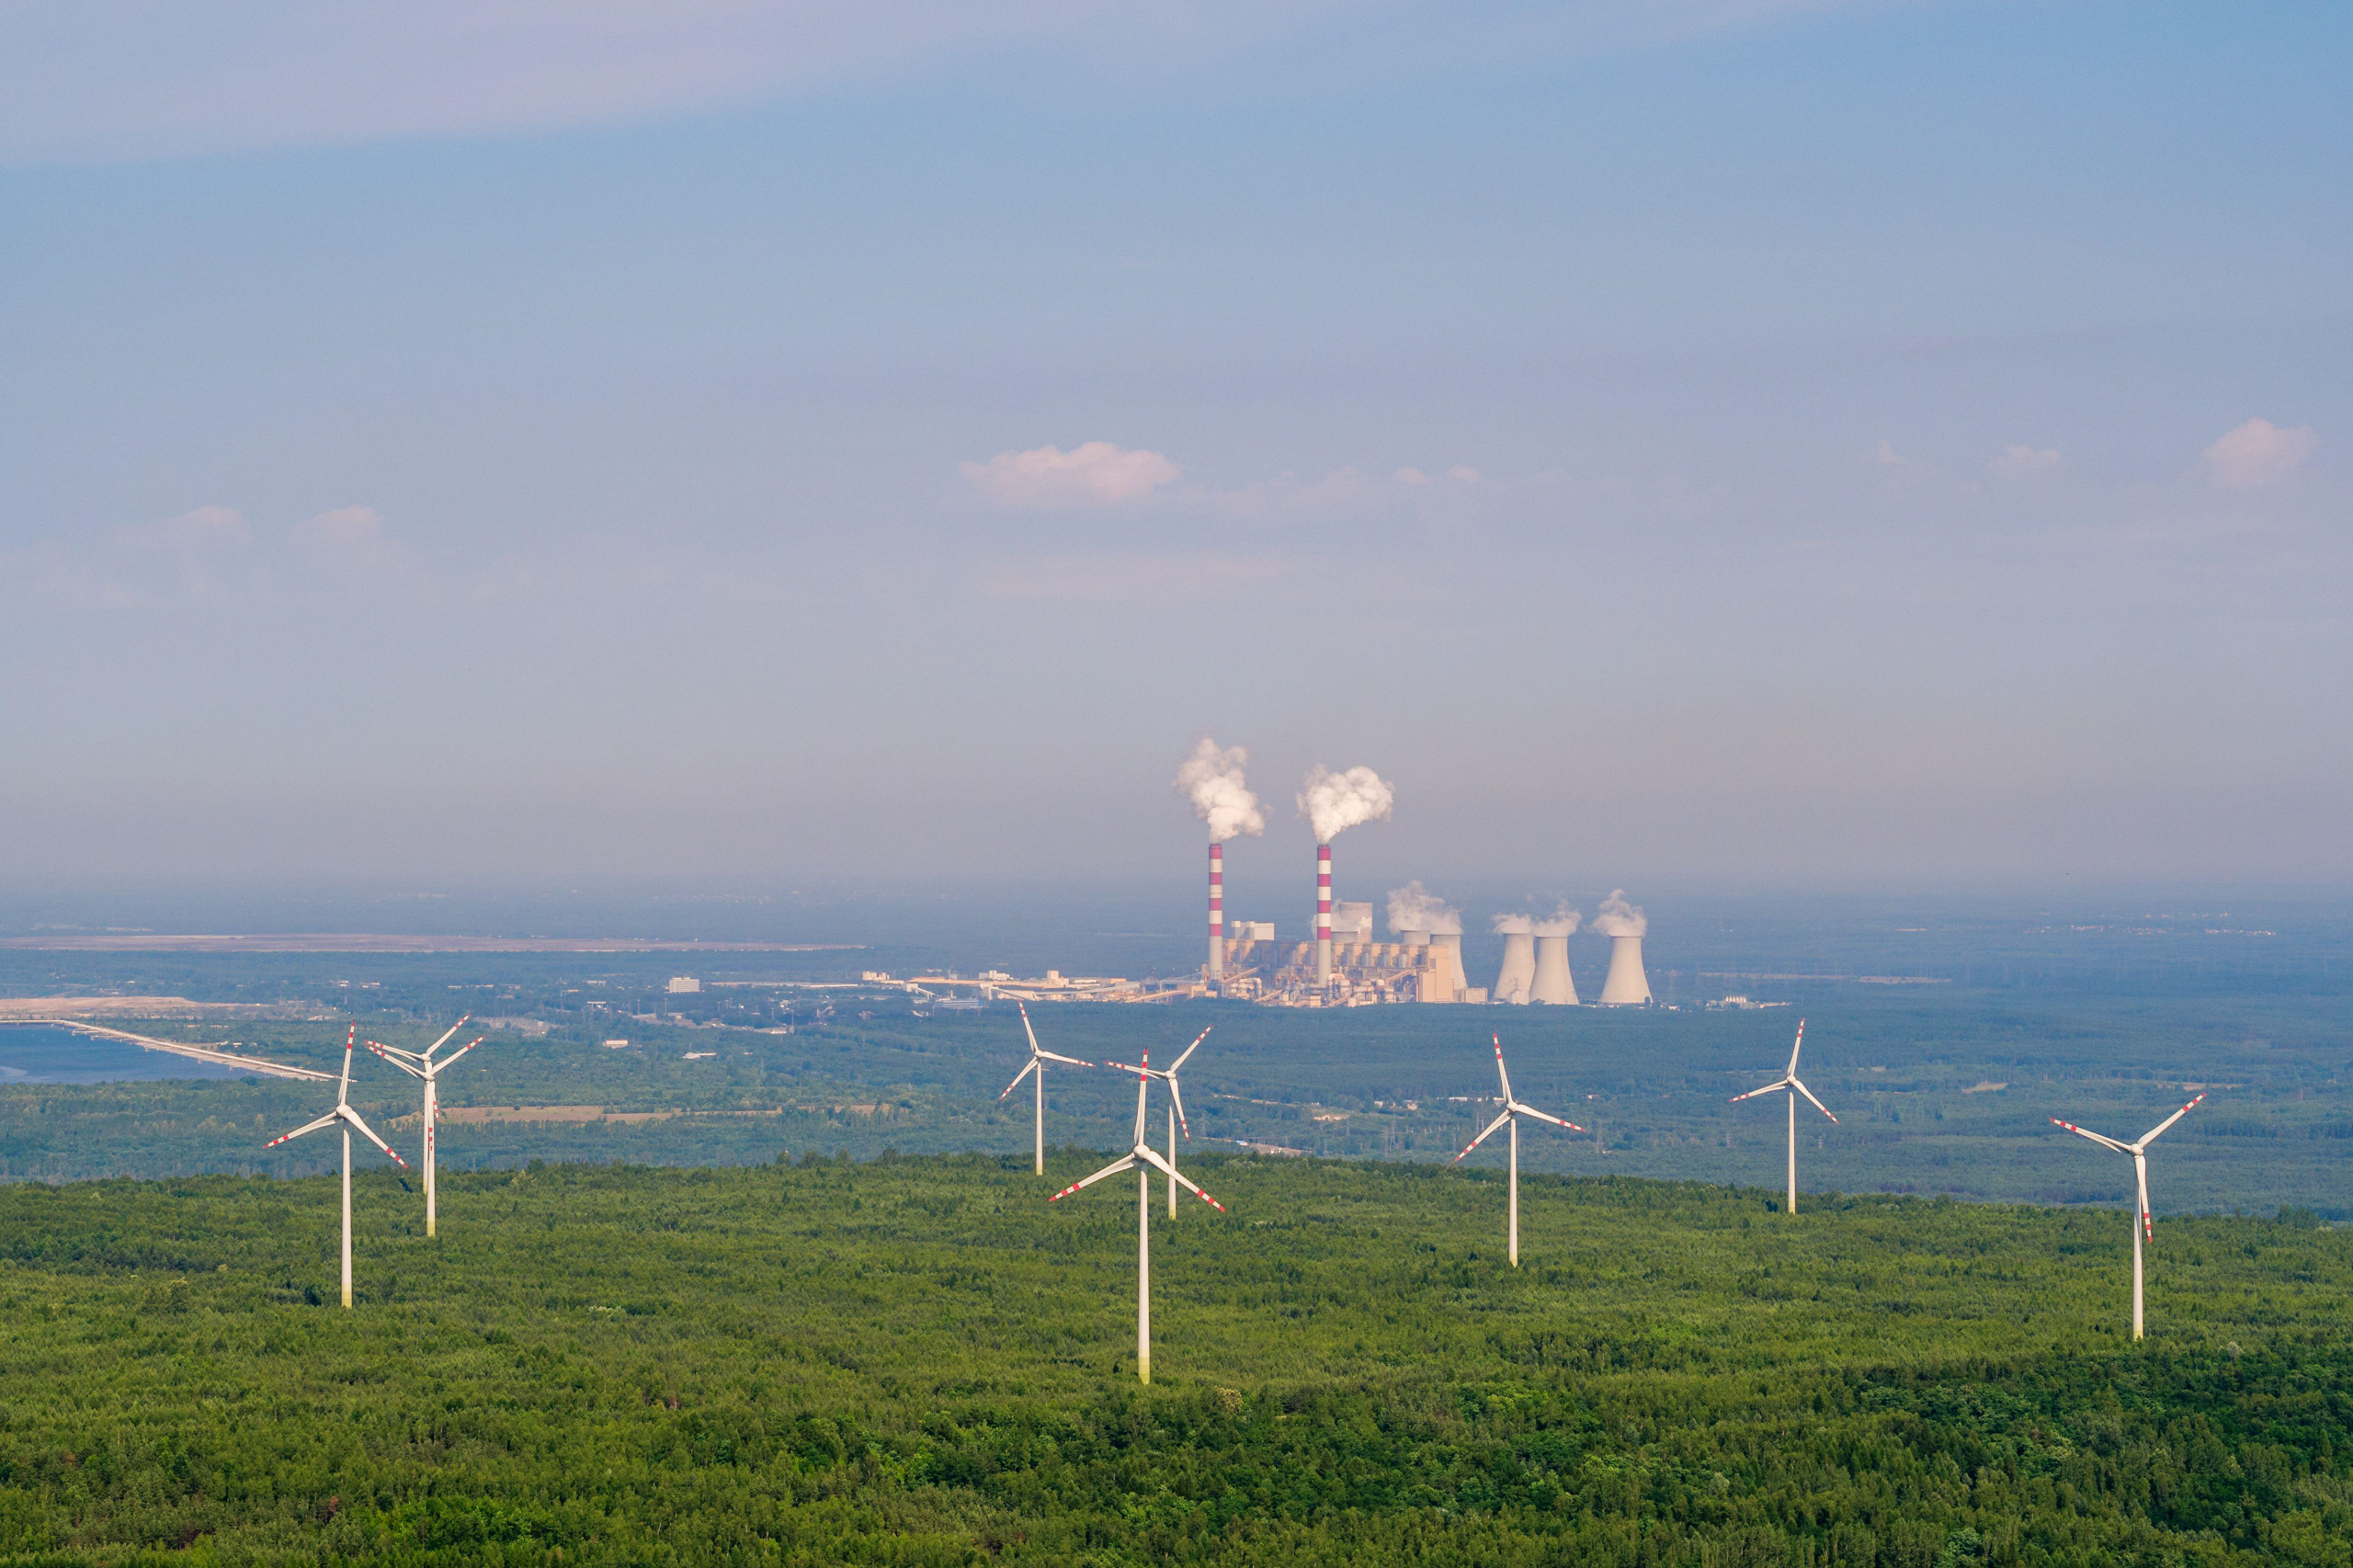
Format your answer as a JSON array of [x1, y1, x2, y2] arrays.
[[0, 1153, 2347, 1564]]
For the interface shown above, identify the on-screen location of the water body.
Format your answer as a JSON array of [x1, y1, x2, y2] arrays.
[[0, 1025, 246, 1085]]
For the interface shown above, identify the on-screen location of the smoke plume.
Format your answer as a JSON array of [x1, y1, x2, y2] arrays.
[[1297, 764, 1395, 842], [1175, 738, 1265, 843], [1531, 903, 1582, 937], [1387, 881, 1461, 937], [1490, 913, 1533, 935], [1592, 889, 1646, 937]]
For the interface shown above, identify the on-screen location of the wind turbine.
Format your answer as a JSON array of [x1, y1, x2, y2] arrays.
[[2052, 1092, 2206, 1340], [998, 1003, 1095, 1174], [1049, 1045, 1227, 1383], [1105, 1026, 1211, 1217], [364, 1016, 486, 1237], [1452, 1034, 1583, 1267], [1730, 1018, 1837, 1214], [265, 1025, 407, 1308]]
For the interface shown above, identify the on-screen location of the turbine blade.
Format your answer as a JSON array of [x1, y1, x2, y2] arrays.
[[427, 1017, 467, 1054], [339, 1108, 408, 1167], [1167, 1026, 1211, 1075], [1453, 1109, 1513, 1164], [1491, 1034, 1514, 1103], [998, 1058, 1038, 1100], [1510, 1103, 1586, 1133], [1787, 1018, 1806, 1077], [1035, 1050, 1095, 1067], [1729, 1079, 1792, 1105], [1137, 1144, 1226, 1211], [2050, 1118, 2130, 1154], [265, 1112, 340, 1148], [2138, 1091, 2207, 1148], [437, 1037, 486, 1071], [1047, 1153, 1136, 1202], [337, 1023, 355, 1102], [1169, 1077, 1191, 1141], [2137, 1157, 2153, 1240], [1792, 1078, 1839, 1124], [363, 1041, 427, 1079], [1018, 1002, 1042, 1061]]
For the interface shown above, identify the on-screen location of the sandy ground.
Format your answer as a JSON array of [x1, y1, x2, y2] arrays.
[[0, 996, 289, 1018]]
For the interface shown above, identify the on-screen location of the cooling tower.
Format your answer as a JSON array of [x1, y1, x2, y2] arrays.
[[1428, 933, 1469, 1001], [1208, 843, 1224, 979], [1314, 843, 1333, 985], [1597, 935, 1652, 1006], [1493, 933, 1536, 1005], [1530, 935, 1578, 1005]]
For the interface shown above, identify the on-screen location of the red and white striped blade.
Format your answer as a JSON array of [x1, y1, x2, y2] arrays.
[[1454, 1108, 1512, 1164], [2138, 1091, 2206, 1148], [1167, 1026, 1211, 1075], [340, 1107, 408, 1168], [1512, 1102, 1585, 1133], [1047, 1153, 1136, 1202], [265, 1110, 340, 1149], [2051, 1117, 2130, 1154], [1792, 1078, 1838, 1124], [1137, 1143, 1225, 1211]]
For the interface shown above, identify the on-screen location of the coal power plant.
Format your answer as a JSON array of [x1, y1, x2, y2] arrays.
[[1174, 737, 1657, 1009]]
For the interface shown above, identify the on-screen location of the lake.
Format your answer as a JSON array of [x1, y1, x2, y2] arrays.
[[0, 1025, 248, 1085]]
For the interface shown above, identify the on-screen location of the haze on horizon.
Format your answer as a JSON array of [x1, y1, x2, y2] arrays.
[[1, 0, 2347, 894]]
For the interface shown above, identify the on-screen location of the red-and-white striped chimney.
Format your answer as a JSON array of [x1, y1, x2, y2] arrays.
[[1208, 843, 1224, 979], [1314, 843, 1333, 985]]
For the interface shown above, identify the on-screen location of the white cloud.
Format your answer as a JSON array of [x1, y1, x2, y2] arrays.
[[1993, 444, 2062, 478], [290, 506, 399, 576], [0, 2, 1899, 164], [109, 504, 255, 598], [1864, 439, 1938, 485], [2200, 417, 2318, 490], [1205, 466, 1389, 520], [1447, 465, 1483, 483], [961, 442, 1180, 508]]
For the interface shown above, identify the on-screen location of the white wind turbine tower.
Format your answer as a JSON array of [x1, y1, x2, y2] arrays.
[[1452, 1034, 1583, 1267], [1731, 1019, 1837, 1213], [2052, 1092, 2206, 1341], [265, 1025, 408, 1309], [365, 1016, 486, 1237], [1105, 1027, 1211, 1218], [998, 1003, 1095, 1175], [1049, 1043, 1228, 1384]]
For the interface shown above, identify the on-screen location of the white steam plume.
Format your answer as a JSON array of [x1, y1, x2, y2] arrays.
[[1387, 881, 1461, 937], [1297, 764, 1394, 843], [1531, 903, 1582, 937], [1490, 913, 1534, 935], [1175, 737, 1265, 843], [1592, 889, 1646, 937]]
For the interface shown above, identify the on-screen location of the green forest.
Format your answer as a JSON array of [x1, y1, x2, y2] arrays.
[[6, 981, 2347, 1216], [1, 1152, 2347, 1565]]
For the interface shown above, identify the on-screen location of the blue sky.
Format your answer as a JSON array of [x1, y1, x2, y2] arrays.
[[1, 0, 2347, 893]]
